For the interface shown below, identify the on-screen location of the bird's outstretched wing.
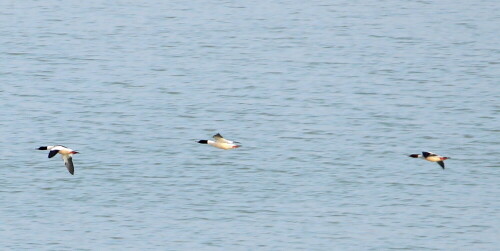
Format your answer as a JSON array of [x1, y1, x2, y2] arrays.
[[437, 161, 445, 169], [48, 150, 59, 158], [213, 133, 234, 144], [63, 155, 75, 175], [422, 152, 437, 158]]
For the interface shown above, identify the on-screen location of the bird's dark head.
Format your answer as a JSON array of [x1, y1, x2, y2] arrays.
[[37, 146, 48, 150], [198, 140, 208, 144], [409, 154, 419, 158]]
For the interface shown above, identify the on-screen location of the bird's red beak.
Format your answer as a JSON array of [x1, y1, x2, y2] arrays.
[[71, 151, 79, 154]]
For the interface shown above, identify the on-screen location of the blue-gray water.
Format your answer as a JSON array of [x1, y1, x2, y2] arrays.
[[1, 0, 499, 250]]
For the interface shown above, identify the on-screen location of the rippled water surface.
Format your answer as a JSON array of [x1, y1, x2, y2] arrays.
[[1, 0, 499, 250]]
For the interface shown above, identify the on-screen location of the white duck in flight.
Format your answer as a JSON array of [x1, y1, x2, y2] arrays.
[[37, 145, 79, 175], [409, 151, 450, 169], [198, 133, 241, 150]]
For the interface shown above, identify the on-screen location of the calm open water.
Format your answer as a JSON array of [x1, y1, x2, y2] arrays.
[[0, 0, 499, 250]]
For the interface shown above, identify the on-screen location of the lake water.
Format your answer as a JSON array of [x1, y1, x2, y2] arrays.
[[0, 0, 499, 250]]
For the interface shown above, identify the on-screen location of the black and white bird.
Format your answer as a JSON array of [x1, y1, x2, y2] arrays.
[[198, 133, 241, 150], [408, 151, 450, 169], [37, 145, 79, 175]]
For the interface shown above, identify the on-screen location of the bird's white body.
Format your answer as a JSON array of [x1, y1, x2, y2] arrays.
[[207, 140, 239, 150], [48, 145, 75, 155], [424, 155, 443, 162]]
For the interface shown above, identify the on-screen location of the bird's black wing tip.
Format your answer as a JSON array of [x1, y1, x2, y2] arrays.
[[437, 161, 445, 169], [48, 150, 59, 158]]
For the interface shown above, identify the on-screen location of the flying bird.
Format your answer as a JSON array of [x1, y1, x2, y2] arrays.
[[37, 145, 79, 175], [198, 133, 241, 150], [408, 151, 450, 169]]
